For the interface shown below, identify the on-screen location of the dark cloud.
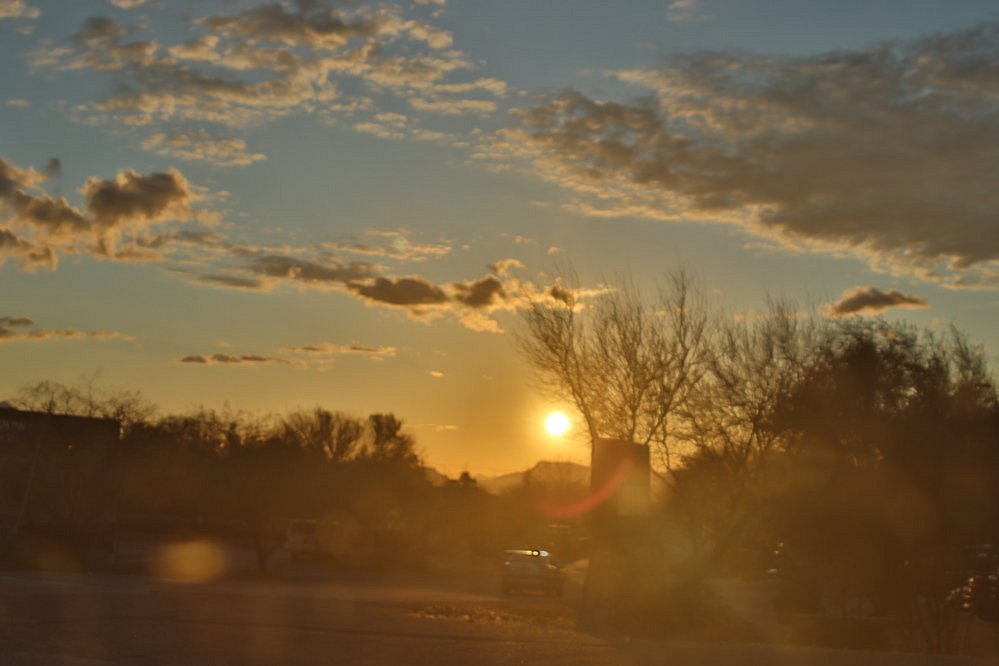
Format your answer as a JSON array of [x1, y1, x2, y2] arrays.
[[348, 276, 449, 306], [75, 15, 126, 42], [451, 275, 505, 308], [188, 272, 264, 290], [509, 19, 999, 287], [83, 168, 192, 229], [0, 229, 56, 269], [201, 2, 388, 49], [0, 316, 33, 327], [178, 353, 285, 365], [249, 254, 378, 286], [0, 156, 88, 237], [42, 158, 61, 179], [1, 154, 196, 266], [830, 287, 929, 316]]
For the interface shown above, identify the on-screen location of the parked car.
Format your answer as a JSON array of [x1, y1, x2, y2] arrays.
[[502, 549, 564, 596]]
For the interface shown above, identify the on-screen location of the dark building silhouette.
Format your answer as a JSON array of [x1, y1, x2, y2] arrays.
[[0, 406, 120, 543]]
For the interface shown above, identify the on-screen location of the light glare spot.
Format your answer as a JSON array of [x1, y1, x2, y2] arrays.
[[545, 411, 570, 437]]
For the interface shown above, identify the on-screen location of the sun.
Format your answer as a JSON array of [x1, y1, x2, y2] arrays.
[[545, 411, 571, 437]]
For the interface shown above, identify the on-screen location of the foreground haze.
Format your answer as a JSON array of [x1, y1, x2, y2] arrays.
[[1, 0, 997, 474]]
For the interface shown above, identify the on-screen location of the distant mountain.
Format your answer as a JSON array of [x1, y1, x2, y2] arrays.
[[477, 460, 589, 495]]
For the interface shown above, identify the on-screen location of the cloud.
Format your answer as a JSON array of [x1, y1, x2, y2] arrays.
[[413, 422, 459, 432], [323, 230, 451, 262], [451, 275, 505, 308], [0, 0, 39, 20], [109, 0, 146, 8], [33, 3, 498, 132], [488, 258, 524, 276], [178, 353, 286, 365], [1, 154, 197, 266], [248, 254, 379, 287], [143, 132, 266, 167], [349, 275, 450, 307], [5, 99, 30, 108], [281, 342, 397, 361], [667, 0, 708, 23], [180, 340, 396, 369], [408, 96, 495, 115], [429, 370, 444, 378], [174, 236, 559, 332], [499, 19, 999, 288], [829, 286, 929, 316], [180, 270, 265, 290], [0, 317, 133, 343], [92, 329, 137, 341]]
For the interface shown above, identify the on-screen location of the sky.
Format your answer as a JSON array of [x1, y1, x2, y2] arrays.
[[1, 0, 997, 476]]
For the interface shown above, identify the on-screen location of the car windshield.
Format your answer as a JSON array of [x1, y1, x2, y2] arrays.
[[1, 1, 997, 664]]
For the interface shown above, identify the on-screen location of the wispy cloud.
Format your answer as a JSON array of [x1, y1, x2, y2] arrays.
[[32, 1, 506, 134], [281, 342, 397, 361], [323, 230, 452, 263], [0, 0, 39, 20], [0, 315, 134, 343], [667, 0, 709, 23], [142, 131, 265, 167], [179, 339, 396, 369]]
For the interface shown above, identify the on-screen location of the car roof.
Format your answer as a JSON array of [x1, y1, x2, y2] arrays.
[[504, 549, 550, 558]]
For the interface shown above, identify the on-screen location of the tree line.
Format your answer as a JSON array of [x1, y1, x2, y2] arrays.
[[4, 386, 552, 574], [519, 273, 998, 651]]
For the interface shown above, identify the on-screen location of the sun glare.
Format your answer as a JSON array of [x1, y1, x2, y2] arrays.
[[545, 411, 570, 437]]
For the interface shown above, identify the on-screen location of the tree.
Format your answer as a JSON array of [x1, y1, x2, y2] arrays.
[[517, 270, 708, 469], [767, 319, 999, 651], [279, 408, 364, 462], [670, 301, 820, 568]]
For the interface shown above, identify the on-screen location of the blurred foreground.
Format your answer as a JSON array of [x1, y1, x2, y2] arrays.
[[0, 542, 994, 666]]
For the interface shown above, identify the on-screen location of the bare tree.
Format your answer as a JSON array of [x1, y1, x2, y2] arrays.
[[517, 269, 708, 469], [14, 379, 155, 430], [671, 300, 821, 565], [280, 408, 364, 462]]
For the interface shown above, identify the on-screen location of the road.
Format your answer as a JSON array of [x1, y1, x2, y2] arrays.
[[0, 569, 991, 665]]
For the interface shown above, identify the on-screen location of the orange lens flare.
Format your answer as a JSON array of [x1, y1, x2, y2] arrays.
[[537, 453, 635, 519]]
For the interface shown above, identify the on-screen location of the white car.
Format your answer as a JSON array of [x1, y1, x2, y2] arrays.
[[502, 549, 564, 596]]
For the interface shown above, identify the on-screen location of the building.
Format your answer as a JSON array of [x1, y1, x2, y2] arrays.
[[0, 406, 121, 542]]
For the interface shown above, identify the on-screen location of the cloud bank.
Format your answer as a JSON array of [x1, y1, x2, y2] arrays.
[[493, 19, 999, 288]]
